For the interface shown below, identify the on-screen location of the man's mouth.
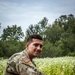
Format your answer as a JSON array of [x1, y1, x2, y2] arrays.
[[34, 49, 41, 55], [35, 52, 39, 54]]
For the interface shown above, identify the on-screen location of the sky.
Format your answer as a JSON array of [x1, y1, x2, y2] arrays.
[[0, 0, 75, 36]]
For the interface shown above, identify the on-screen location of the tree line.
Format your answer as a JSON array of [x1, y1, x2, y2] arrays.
[[0, 14, 75, 58]]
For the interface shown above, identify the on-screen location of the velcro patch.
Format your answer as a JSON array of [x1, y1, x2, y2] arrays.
[[23, 58, 30, 63]]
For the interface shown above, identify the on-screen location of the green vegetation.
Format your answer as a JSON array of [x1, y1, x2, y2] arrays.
[[0, 14, 75, 57], [35, 57, 75, 75], [0, 58, 7, 75], [0, 57, 75, 75]]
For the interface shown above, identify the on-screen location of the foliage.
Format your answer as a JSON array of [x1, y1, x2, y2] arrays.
[[0, 25, 25, 57], [1, 25, 24, 41], [34, 57, 75, 75], [26, 17, 48, 38], [25, 14, 75, 57], [0, 14, 75, 57], [0, 57, 75, 75], [45, 25, 63, 44], [0, 58, 7, 75]]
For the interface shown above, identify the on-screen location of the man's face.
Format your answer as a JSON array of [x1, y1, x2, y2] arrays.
[[26, 39, 43, 58]]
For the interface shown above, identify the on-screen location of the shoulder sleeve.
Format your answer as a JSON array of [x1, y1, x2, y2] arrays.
[[16, 58, 45, 75], [16, 63, 45, 75]]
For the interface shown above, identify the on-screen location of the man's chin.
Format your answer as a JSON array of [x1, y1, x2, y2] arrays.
[[34, 54, 39, 57]]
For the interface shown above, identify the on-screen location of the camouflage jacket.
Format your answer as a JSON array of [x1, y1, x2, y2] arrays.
[[4, 50, 45, 75]]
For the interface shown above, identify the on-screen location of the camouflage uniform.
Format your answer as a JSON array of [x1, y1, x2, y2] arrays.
[[4, 50, 45, 75]]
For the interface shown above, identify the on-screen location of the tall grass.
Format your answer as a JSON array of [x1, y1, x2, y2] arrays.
[[0, 57, 75, 75], [0, 58, 7, 75], [34, 57, 75, 75]]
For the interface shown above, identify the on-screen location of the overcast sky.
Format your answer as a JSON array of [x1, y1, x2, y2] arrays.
[[0, 0, 75, 36]]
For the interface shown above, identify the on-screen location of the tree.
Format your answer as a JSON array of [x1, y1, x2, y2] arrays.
[[45, 25, 63, 44], [0, 25, 25, 57], [26, 17, 48, 41], [52, 14, 75, 56], [26, 24, 40, 36], [1, 25, 24, 41]]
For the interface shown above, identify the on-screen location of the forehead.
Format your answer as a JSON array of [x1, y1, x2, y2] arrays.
[[31, 39, 43, 44]]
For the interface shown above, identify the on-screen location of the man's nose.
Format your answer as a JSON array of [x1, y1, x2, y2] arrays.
[[37, 45, 42, 50]]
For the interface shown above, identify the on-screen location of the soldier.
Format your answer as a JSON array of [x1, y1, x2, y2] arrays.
[[4, 34, 45, 75]]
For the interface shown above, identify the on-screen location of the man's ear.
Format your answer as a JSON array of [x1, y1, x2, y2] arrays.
[[25, 42, 29, 48]]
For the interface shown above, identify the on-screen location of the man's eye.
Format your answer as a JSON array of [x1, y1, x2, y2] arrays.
[[40, 45, 42, 48], [34, 44, 38, 47], [34, 44, 43, 48]]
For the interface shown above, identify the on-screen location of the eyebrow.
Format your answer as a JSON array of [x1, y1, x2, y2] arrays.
[[33, 43, 43, 47]]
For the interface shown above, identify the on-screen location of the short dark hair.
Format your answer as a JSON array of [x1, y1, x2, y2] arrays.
[[26, 34, 43, 43]]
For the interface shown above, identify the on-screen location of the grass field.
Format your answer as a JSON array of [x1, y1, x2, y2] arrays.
[[0, 57, 75, 75]]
